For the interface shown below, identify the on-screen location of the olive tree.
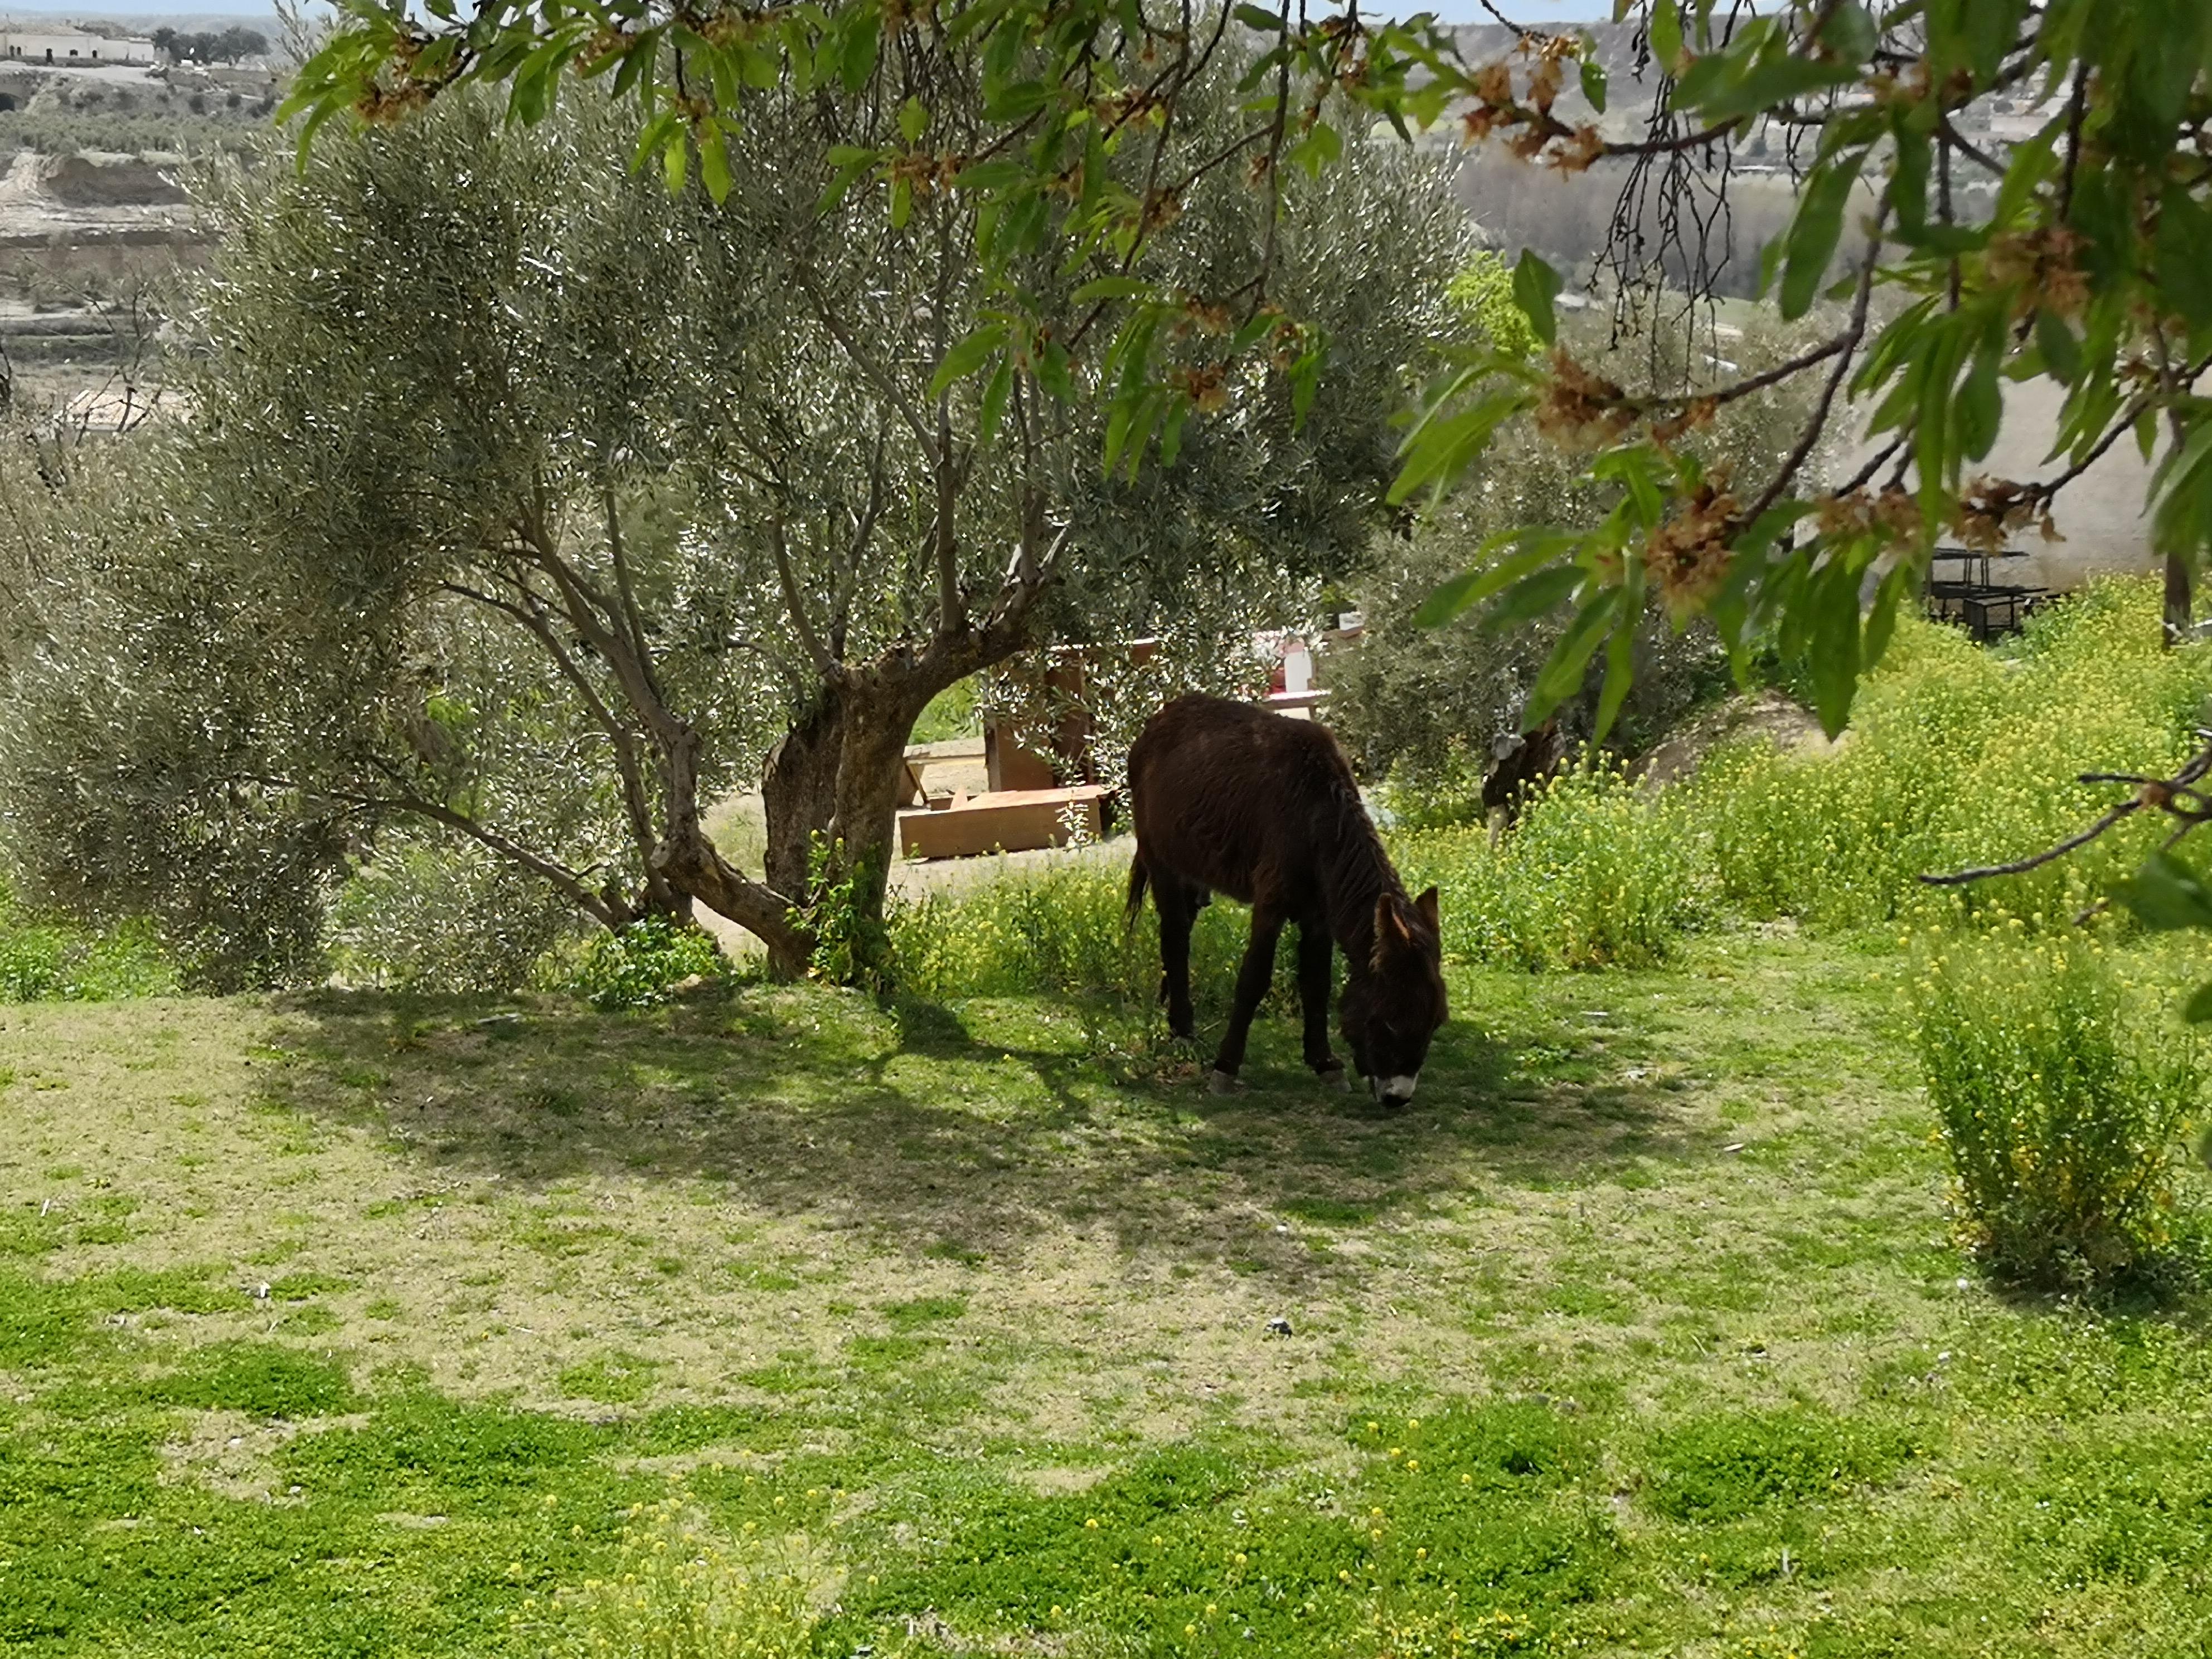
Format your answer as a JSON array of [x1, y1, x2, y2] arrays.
[[1, 72, 1464, 982]]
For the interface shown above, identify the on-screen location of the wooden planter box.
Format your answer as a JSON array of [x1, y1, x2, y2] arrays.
[[896, 785, 1110, 861]]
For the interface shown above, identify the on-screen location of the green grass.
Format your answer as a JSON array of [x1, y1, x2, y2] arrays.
[[2, 933, 2211, 1654]]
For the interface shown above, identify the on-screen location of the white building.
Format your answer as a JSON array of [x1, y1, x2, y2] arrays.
[[0, 32, 150, 65]]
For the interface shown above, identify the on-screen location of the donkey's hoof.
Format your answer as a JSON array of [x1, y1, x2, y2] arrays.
[[1317, 1064, 1350, 1093], [1207, 1069, 1244, 1096]]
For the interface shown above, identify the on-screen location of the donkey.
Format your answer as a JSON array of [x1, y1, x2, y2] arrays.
[[1124, 695, 1447, 1105]]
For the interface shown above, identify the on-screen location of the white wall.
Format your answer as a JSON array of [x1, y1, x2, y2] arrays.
[[1841, 375, 2162, 592]]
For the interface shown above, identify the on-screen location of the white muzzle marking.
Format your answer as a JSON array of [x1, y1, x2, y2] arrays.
[[1376, 1073, 1419, 1103]]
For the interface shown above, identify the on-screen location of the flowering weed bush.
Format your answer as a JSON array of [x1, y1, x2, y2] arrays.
[[523, 1496, 837, 1659], [889, 858, 1249, 1010], [1395, 764, 1705, 971], [1698, 582, 2212, 934], [1914, 933, 2205, 1287]]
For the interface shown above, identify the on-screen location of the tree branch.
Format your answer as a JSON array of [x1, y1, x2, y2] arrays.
[[1920, 740, 2212, 886], [772, 518, 837, 677]]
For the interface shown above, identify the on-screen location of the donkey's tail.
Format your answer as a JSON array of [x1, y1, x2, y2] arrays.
[[1124, 853, 1149, 930]]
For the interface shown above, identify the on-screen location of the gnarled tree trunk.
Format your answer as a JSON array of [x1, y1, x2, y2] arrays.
[[758, 657, 969, 981]]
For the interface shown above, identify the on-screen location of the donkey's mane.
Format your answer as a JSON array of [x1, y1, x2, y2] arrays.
[[1312, 776, 1404, 965]]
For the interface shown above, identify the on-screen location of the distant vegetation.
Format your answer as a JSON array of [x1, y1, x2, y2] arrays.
[[0, 73, 275, 154], [149, 25, 268, 65]]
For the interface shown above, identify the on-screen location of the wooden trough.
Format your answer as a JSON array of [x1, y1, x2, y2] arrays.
[[896, 784, 1109, 861]]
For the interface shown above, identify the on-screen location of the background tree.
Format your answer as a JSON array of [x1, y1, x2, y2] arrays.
[[1334, 283, 1838, 801], [0, 73, 1463, 984]]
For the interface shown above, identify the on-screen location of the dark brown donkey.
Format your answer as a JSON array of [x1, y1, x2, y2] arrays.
[[1124, 695, 1447, 1104]]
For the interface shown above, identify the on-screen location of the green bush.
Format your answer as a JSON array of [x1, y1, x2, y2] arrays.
[[563, 916, 730, 1011], [1395, 764, 1705, 971], [1914, 934, 2204, 1287], [894, 579, 2212, 998], [0, 882, 176, 1002], [892, 767, 1700, 1002]]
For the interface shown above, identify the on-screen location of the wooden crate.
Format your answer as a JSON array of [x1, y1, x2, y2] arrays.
[[897, 785, 1110, 860]]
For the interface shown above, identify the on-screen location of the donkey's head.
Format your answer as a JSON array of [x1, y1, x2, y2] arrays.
[[1340, 886, 1447, 1107]]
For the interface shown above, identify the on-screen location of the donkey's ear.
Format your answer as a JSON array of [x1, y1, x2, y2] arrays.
[[1372, 893, 1406, 969], [1413, 886, 1439, 932]]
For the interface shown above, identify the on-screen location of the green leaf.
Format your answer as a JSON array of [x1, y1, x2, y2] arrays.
[[630, 109, 684, 178], [1648, 0, 1684, 71], [1389, 385, 1535, 505], [1287, 120, 1341, 180], [1956, 351, 2001, 463], [840, 7, 880, 91], [2156, 183, 2212, 333], [1527, 589, 1624, 724], [898, 96, 929, 144], [929, 323, 1008, 396], [1159, 397, 1190, 467], [1780, 152, 1865, 321], [1806, 555, 1861, 738], [1412, 529, 1575, 627], [2035, 309, 2081, 385], [890, 174, 911, 229], [2115, 853, 2212, 932], [1689, 56, 1857, 124], [1511, 250, 1562, 347], [1482, 564, 1583, 632], [977, 357, 1013, 446], [1579, 57, 1607, 114], [1233, 4, 1283, 29], [1591, 614, 1635, 744], [1889, 125, 1928, 234], [1288, 342, 1323, 428], [1071, 275, 1152, 305], [952, 158, 1026, 192], [1817, 0, 1878, 60], [695, 122, 733, 205]]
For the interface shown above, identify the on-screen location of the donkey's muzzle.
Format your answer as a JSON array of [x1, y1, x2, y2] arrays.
[[1369, 1073, 1419, 1107]]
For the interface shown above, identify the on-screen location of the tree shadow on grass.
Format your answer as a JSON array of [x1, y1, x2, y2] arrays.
[[261, 978, 1716, 1274]]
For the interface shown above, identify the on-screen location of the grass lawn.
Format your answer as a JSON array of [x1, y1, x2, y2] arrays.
[[3, 929, 2210, 1656]]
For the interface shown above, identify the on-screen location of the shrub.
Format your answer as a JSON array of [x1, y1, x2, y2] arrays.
[[329, 838, 581, 994], [563, 917, 730, 1011], [521, 1496, 837, 1659], [893, 765, 1700, 1005], [1395, 764, 1705, 971], [1914, 934, 2204, 1287], [0, 882, 176, 1002], [792, 835, 894, 993]]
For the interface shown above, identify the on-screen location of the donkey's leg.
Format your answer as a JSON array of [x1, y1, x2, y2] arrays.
[[1156, 878, 1198, 1041], [1209, 909, 1282, 1093], [1296, 920, 1344, 1086]]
